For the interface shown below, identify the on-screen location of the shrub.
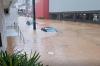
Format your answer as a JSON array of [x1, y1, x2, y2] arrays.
[[0, 51, 43, 66]]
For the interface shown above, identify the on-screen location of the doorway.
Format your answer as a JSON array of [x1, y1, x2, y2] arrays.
[[0, 33, 2, 47]]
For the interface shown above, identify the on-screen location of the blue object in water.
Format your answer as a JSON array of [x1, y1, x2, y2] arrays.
[[26, 21, 31, 25], [41, 27, 57, 32]]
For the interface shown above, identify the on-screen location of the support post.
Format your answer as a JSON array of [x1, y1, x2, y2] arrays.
[[73, 13, 76, 22], [32, 0, 36, 30]]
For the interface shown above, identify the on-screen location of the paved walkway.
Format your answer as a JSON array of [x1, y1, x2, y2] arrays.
[[11, 16, 100, 66]]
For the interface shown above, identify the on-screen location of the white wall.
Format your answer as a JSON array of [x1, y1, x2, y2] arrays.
[[0, 0, 7, 51], [49, 0, 100, 12], [0, 0, 3, 32], [5, 7, 18, 27], [0, 0, 18, 51]]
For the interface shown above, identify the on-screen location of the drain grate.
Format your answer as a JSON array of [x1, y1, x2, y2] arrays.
[[41, 27, 57, 32]]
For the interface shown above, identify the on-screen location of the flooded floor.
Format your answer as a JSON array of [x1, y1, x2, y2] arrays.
[[8, 16, 100, 66]]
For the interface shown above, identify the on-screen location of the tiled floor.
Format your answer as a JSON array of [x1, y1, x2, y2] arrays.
[[7, 16, 100, 66]]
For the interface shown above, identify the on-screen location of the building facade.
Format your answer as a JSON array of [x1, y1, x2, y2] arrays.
[[36, 0, 100, 23]]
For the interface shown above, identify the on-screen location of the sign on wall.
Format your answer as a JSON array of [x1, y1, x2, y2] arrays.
[[49, 0, 100, 12]]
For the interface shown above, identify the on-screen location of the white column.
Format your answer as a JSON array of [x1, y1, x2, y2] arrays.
[[0, 0, 7, 51]]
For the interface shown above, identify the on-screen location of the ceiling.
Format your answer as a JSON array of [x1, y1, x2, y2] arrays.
[[3, 0, 15, 9]]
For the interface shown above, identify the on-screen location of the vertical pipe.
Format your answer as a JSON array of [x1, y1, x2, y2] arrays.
[[32, 0, 36, 30], [26, 0, 28, 16]]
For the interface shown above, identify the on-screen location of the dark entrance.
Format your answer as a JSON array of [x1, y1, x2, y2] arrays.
[[0, 33, 2, 47]]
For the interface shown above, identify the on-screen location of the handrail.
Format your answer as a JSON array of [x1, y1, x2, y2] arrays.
[[14, 22, 25, 44]]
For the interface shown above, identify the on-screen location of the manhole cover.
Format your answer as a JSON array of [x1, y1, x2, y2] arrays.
[[41, 27, 57, 32]]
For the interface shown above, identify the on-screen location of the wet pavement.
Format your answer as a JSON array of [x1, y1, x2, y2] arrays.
[[8, 16, 100, 66]]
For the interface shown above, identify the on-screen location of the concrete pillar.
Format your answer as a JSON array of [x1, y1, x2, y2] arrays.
[[0, 0, 8, 51], [93, 14, 98, 22], [57, 13, 61, 20], [98, 13, 100, 22], [73, 13, 76, 21], [82, 14, 86, 21]]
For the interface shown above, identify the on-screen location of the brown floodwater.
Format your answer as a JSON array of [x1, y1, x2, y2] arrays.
[[7, 17, 100, 66]]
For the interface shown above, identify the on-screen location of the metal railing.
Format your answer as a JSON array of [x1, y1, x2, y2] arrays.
[[14, 22, 25, 44]]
